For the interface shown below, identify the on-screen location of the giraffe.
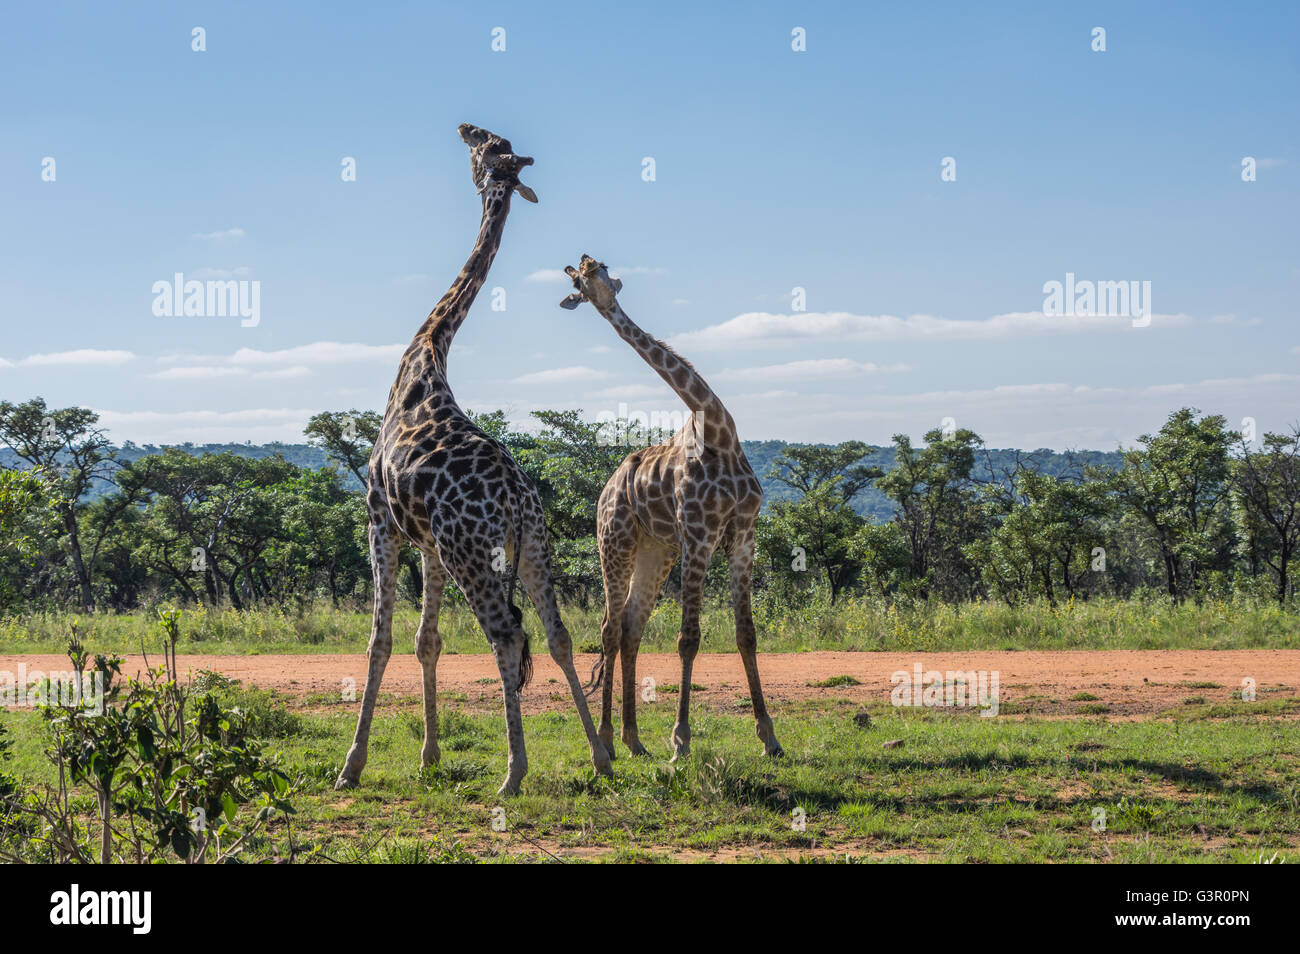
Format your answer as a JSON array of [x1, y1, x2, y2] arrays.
[[560, 254, 783, 762], [335, 126, 612, 797]]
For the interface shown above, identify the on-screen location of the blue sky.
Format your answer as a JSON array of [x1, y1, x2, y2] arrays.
[[1, 0, 1296, 449]]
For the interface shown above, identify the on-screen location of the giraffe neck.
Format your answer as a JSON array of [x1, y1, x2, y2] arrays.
[[409, 182, 514, 383], [598, 300, 738, 449]]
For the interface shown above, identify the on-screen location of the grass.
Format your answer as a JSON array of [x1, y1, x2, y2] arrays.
[[809, 675, 862, 688], [4, 693, 1297, 863], [2, 594, 1298, 656]]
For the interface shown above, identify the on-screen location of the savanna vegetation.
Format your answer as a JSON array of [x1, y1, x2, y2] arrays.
[[0, 397, 1296, 653], [2, 397, 1298, 863], [3, 619, 1295, 863]]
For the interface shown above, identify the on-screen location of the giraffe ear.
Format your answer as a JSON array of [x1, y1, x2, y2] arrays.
[[559, 293, 584, 310], [610, 277, 623, 295], [514, 183, 538, 203]]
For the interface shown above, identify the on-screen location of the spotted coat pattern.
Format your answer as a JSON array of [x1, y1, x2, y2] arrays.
[[335, 128, 611, 797], [563, 255, 783, 761]]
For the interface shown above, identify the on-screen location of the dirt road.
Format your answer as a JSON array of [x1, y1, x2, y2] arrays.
[[5, 649, 1296, 718]]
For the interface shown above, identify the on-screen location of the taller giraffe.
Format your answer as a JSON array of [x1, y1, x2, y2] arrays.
[[336, 126, 611, 797], [560, 254, 783, 762]]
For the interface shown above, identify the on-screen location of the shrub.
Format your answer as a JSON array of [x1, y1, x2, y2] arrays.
[[0, 609, 299, 863]]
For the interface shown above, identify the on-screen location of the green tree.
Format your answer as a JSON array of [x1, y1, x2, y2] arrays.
[[968, 469, 1111, 604], [875, 428, 984, 600], [848, 521, 911, 599], [1109, 408, 1237, 600], [0, 468, 56, 608], [514, 410, 624, 606], [267, 468, 368, 606], [1233, 429, 1300, 603], [304, 409, 381, 485], [760, 442, 882, 604], [0, 398, 119, 609], [132, 450, 297, 608]]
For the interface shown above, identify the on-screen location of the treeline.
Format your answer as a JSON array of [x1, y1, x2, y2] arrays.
[[0, 397, 1296, 613], [0, 435, 1127, 524]]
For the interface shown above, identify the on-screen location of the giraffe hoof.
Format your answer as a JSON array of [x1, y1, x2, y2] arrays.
[[591, 749, 614, 777], [496, 779, 522, 797], [765, 741, 785, 758], [627, 741, 651, 757], [334, 772, 360, 791]]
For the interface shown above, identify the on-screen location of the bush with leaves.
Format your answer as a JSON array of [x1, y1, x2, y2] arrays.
[[0, 715, 35, 861], [1, 611, 297, 863]]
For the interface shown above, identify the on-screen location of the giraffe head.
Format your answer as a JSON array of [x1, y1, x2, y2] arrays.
[[457, 123, 537, 202], [559, 254, 623, 311]]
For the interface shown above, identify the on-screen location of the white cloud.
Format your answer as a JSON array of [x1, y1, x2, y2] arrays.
[[254, 365, 312, 380], [147, 365, 312, 382], [715, 358, 908, 382], [228, 342, 404, 367], [732, 390, 800, 400], [1207, 313, 1263, 327], [93, 407, 315, 445], [585, 383, 673, 401], [146, 342, 403, 381], [150, 366, 249, 381], [192, 228, 246, 240], [670, 311, 1191, 351], [19, 349, 135, 367], [81, 370, 1300, 451], [513, 365, 612, 385], [719, 372, 1300, 451], [609, 265, 667, 277], [527, 265, 665, 283]]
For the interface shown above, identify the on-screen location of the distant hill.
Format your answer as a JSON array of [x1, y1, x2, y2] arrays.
[[740, 440, 1123, 521], [2, 440, 1125, 522]]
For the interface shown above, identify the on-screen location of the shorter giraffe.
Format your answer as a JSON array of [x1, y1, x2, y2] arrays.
[[561, 255, 783, 761]]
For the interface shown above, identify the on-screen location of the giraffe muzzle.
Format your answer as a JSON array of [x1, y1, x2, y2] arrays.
[[484, 155, 536, 202]]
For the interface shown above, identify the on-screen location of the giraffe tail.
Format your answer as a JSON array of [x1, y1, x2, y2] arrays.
[[583, 653, 605, 698], [519, 634, 534, 691], [508, 602, 534, 692]]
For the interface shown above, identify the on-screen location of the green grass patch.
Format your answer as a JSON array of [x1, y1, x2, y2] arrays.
[[809, 675, 862, 688], [2, 594, 1298, 655], [5, 694, 1296, 863]]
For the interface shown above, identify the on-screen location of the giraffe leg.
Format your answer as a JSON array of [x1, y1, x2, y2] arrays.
[[517, 539, 614, 775], [415, 551, 448, 768], [595, 536, 634, 759], [336, 518, 401, 789], [670, 548, 710, 762], [490, 631, 529, 797], [442, 549, 532, 796], [729, 533, 783, 757], [619, 543, 676, 756]]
